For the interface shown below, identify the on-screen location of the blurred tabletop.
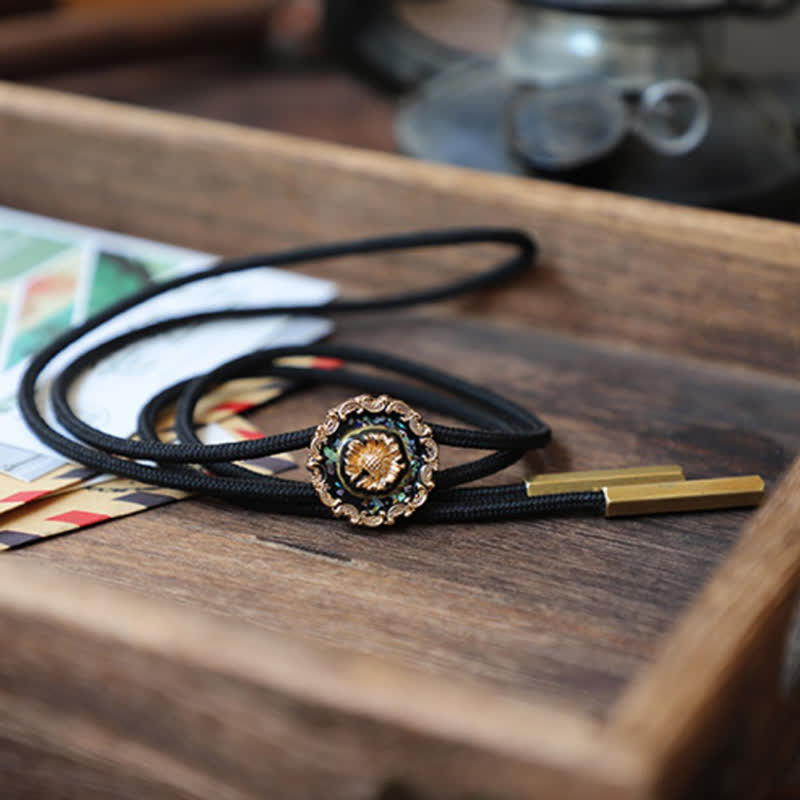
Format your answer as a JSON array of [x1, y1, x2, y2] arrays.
[[32, 49, 399, 154]]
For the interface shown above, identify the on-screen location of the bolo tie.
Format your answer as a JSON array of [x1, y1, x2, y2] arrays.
[[18, 228, 764, 528]]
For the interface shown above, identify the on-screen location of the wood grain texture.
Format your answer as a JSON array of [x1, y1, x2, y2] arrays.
[[608, 458, 800, 799], [9, 319, 798, 717], [0, 82, 798, 377], [0, 560, 642, 800], [0, 83, 798, 798]]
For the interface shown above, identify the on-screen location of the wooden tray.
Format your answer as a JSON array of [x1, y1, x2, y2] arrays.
[[0, 81, 798, 800]]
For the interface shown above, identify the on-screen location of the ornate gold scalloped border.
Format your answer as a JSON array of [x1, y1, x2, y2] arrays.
[[306, 394, 439, 527]]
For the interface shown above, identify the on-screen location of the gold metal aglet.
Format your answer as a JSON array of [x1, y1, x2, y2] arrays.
[[526, 465, 684, 497], [603, 476, 765, 518]]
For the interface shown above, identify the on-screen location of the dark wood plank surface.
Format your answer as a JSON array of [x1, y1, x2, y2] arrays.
[[4, 76, 799, 378], [9, 308, 798, 717], [0, 555, 629, 800]]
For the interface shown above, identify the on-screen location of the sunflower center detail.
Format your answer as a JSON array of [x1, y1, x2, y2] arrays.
[[306, 394, 439, 527], [343, 431, 407, 492]]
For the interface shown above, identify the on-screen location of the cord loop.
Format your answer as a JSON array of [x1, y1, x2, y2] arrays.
[[18, 227, 606, 525]]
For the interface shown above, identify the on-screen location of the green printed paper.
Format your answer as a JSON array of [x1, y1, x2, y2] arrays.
[[0, 214, 200, 373]]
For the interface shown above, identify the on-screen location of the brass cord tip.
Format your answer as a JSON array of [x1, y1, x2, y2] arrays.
[[603, 476, 765, 517], [526, 465, 685, 497]]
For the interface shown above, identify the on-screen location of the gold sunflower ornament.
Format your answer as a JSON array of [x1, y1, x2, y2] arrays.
[[307, 394, 439, 527], [343, 432, 407, 492]]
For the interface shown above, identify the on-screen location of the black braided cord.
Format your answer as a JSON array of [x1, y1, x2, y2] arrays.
[[17, 227, 605, 525]]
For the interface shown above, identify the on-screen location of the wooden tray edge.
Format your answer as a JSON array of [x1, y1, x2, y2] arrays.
[[608, 458, 800, 798], [0, 559, 644, 799], [1, 80, 800, 271]]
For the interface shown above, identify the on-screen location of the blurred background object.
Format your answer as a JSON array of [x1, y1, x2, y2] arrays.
[[326, 0, 800, 218], [0, 0, 53, 17], [3, 0, 800, 219], [0, 0, 277, 75], [267, 0, 323, 66]]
